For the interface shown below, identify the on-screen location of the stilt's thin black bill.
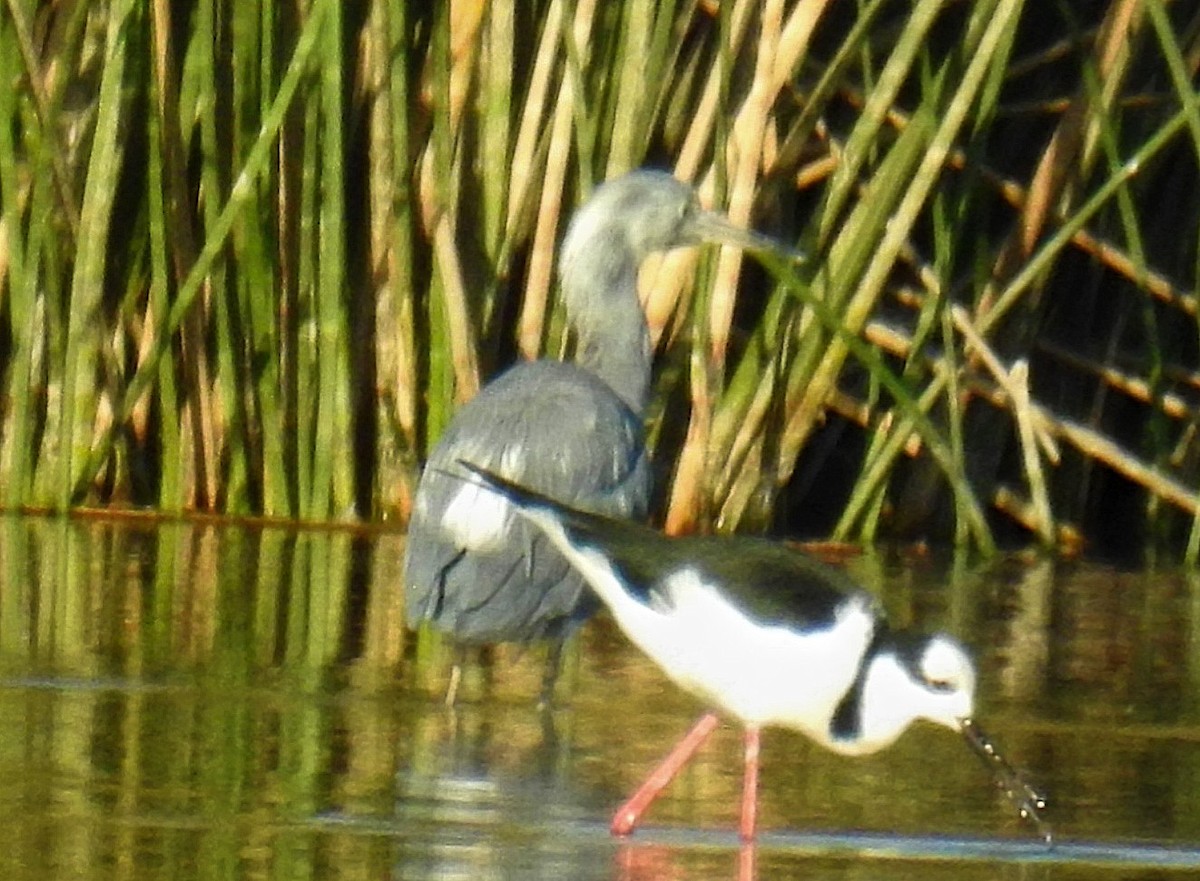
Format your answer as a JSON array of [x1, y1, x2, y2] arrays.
[[961, 717, 1052, 845]]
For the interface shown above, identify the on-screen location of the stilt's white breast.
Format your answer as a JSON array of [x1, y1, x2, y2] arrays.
[[612, 566, 877, 738]]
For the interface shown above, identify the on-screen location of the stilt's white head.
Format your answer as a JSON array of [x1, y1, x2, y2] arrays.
[[850, 633, 977, 754]]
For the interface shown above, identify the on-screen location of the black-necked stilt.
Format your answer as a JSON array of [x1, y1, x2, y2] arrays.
[[403, 170, 788, 704], [457, 461, 1050, 843]]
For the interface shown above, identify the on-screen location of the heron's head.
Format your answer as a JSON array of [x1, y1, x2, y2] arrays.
[[560, 171, 693, 264], [561, 170, 776, 269], [555, 170, 787, 412]]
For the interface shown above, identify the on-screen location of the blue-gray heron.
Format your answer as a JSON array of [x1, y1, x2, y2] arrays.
[[403, 169, 778, 703]]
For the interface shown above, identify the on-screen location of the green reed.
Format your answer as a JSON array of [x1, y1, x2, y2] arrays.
[[0, 1, 1198, 558]]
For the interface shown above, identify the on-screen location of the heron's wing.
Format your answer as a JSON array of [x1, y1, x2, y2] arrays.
[[432, 362, 649, 507], [404, 512, 591, 641], [403, 362, 650, 642]]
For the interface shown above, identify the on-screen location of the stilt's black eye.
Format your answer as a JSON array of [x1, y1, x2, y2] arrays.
[[917, 636, 975, 696]]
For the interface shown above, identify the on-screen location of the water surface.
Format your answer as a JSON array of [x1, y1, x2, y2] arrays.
[[0, 515, 1198, 879]]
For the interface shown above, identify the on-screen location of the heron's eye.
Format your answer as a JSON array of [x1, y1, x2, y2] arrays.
[[926, 676, 957, 693]]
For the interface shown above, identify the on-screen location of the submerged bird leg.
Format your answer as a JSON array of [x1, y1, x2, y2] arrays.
[[538, 638, 566, 709], [611, 712, 721, 836], [444, 645, 466, 707], [739, 726, 761, 841], [442, 644, 496, 706]]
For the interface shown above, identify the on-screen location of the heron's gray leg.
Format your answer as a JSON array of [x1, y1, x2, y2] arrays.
[[538, 638, 566, 709], [444, 644, 467, 706]]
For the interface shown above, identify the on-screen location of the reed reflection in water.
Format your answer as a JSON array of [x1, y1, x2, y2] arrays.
[[0, 515, 1199, 880]]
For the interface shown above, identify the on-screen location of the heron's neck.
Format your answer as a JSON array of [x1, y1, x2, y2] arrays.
[[576, 319, 651, 413], [559, 236, 653, 414]]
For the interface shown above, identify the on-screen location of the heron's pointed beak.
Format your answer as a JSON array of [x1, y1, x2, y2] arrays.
[[689, 210, 803, 261], [960, 717, 1053, 845]]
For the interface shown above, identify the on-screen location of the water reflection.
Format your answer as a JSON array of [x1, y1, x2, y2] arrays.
[[0, 516, 1198, 880]]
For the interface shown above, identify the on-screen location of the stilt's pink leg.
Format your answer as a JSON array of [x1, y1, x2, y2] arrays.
[[739, 726, 761, 841], [611, 712, 721, 836]]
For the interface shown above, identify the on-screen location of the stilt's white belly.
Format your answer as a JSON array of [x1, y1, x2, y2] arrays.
[[608, 566, 876, 738]]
